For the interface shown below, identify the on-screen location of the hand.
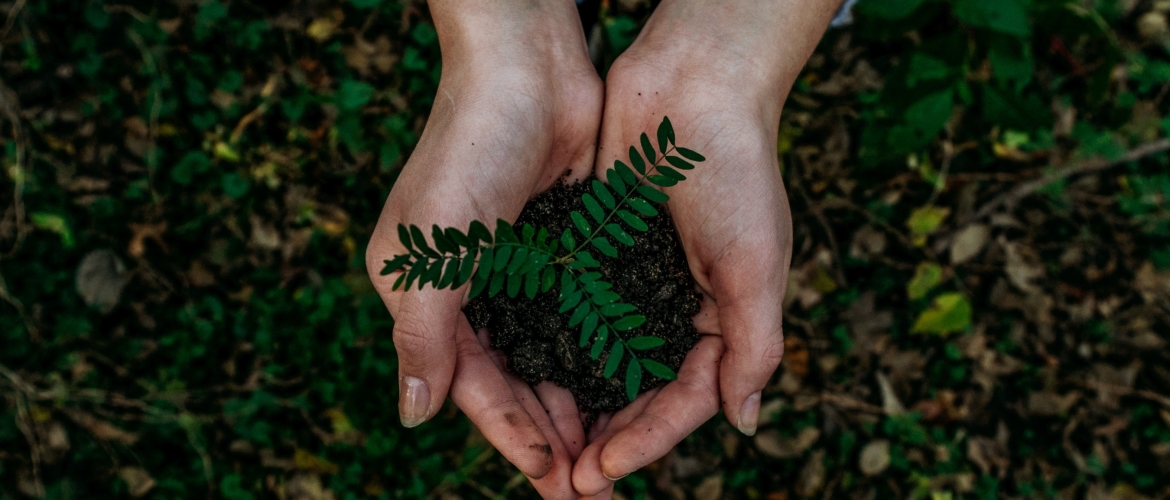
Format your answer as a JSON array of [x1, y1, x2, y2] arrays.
[[572, 0, 839, 493], [364, 2, 603, 497]]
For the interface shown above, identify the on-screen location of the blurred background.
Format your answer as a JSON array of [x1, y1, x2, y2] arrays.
[[2, 0, 1170, 498]]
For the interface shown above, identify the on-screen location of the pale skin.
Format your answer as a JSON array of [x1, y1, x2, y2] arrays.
[[365, 1, 840, 498]]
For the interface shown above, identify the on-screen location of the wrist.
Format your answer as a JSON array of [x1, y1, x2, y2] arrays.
[[430, 0, 590, 78]]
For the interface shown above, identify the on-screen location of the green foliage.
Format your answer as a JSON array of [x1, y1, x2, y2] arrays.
[[382, 117, 699, 400]]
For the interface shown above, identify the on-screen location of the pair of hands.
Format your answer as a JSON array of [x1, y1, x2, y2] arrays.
[[366, 1, 837, 497]]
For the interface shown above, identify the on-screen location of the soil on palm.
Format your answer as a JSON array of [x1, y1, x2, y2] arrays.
[[465, 181, 701, 419]]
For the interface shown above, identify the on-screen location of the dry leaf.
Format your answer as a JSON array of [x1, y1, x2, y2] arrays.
[[876, 372, 906, 415], [118, 467, 156, 498], [76, 249, 129, 313], [694, 474, 723, 500], [755, 427, 821, 459], [858, 440, 890, 476], [285, 473, 336, 500], [950, 224, 989, 264], [1003, 240, 1044, 293], [795, 450, 826, 498]]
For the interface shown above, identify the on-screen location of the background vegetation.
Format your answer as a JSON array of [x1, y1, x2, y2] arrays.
[[2, 0, 1170, 498]]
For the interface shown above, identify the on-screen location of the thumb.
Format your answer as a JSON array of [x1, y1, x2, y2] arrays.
[[367, 223, 461, 428]]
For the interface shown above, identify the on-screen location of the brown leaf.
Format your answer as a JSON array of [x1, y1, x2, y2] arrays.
[[794, 450, 826, 498], [1027, 391, 1080, 417], [118, 467, 156, 498], [285, 473, 336, 500], [755, 427, 821, 459], [694, 474, 723, 500], [876, 372, 906, 415], [128, 222, 167, 257], [1003, 240, 1044, 293]]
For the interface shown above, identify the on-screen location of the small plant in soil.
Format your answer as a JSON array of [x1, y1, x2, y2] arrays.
[[381, 117, 705, 410]]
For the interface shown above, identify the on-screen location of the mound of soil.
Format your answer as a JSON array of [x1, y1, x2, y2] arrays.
[[465, 181, 701, 419]]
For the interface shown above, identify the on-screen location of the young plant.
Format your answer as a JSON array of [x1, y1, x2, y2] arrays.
[[380, 116, 705, 401]]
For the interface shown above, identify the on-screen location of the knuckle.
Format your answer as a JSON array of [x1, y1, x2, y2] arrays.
[[391, 324, 434, 357]]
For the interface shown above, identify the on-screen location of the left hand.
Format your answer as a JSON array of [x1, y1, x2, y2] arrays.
[[570, 0, 840, 493]]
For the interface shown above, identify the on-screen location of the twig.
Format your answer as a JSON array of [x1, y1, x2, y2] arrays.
[[0, 0, 26, 43], [963, 139, 1170, 226], [12, 393, 45, 498], [794, 186, 848, 287], [0, 76, 29, 259]]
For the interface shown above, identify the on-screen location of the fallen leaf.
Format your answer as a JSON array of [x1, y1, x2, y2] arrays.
[[694, 474, 723, 500], [795, 450, 826, 498], [950, 224, 989, 264], [876, 372, 906, 415], [285, 473, 336, 500], [755, 427, 821, 459], [294, 449, 339, 474], [911, 293, 972, 335], [76, 249, 129, 313], [907, 262, 944, 300], [118, 467, 156, 498], [1003, 240, 1044, 293], [907, 206, 951, 246], [858, 440, 890, 476]]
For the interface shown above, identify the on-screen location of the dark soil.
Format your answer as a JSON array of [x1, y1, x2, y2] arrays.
[[464, 181, 701, 419]]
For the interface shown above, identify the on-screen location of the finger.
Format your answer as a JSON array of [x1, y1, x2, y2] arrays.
[[535, 382, 587, 460], [475, 329, 579, 498], [572, 387, 660, 496], [711, 249, 788, 437], [581, 485, 614, 500], [595, 336, 723, 482], [450, 323, 555, 479], [692, 292, 721, 335]]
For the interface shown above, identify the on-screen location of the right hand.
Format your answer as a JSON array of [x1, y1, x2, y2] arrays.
[[364, 2, 605, 497]]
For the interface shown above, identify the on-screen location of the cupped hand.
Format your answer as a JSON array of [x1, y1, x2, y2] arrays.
[[572, 0, 839, 493], [364, 2, 604, 497]]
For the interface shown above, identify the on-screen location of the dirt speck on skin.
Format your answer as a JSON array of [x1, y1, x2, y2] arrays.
[[465, 181, 701, 422]]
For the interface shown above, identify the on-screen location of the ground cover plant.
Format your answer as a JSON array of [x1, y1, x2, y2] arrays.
[[2, 0, 1170, 499]]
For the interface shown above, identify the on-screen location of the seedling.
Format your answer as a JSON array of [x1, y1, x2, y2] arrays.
[[380, 116, 704, 401]]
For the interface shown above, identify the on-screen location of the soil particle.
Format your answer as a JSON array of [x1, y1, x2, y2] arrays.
[[465, 181, 701, 420]]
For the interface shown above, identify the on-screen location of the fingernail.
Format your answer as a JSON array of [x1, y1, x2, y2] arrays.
[[737, 391, 761, 436], [400, 375, 430, 428], [603, 471, 630, 481]]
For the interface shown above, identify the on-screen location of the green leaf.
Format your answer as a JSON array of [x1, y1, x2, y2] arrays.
[[559, 290, 583, 313], [592, 180, 616, 209], [607, 168, 628, 196], [456, 248, 478, 286], [469, 272, 488, 298], [625, 360, 643, 401], [855, 0, 921, 19], [506, 248, 530, 275], [906, 206, 951, 245], [493, 246, 512, 272], [524, 270, 539, 298], [617, 210, 649, 232], [397, 225, 414, 252], [591, 333, 606, 359], [571, 211, 592, 238], [646, 174, 677, 187], [627, 197, 659, 216], [640, 133, 656, 164], [469, 220, 492, 244], [628, 148, 646, 175], [410, 225, 439, 258], [625, 336, 665, 350], [580, 313, 599, 347], [381, 255, 411, 275], [445, 227, 470, 248], [337, 79, 375, 111], [676, 147, 705, 162], [495, 219, 518, 243], [615, 161, 638, 185], [911, 293, 973, 335], [521, 224, 535, 244], [506, 272, 522, 297], [953, 0, 1030, 36], [657, 116, 675, 152], [612, 315, 646, 331], [477, 248, 495, 280], [600, 303, 636, 317], [907, 262, 944, 300], [658, 166, 686, 181], [640, 359, 678, 380], [591, 290, 620, 305], [592, 237, 618, 258], [576, 252, 601, 268], [604, 342, 625, 378], [405, 259, 426, 289], [488, 270, 506, 297], [637, 185, 669, 204], [30, 213, 74, 248], [423, 259, 443, 289], [432, 225, 455, 254], [561, 229, 576, 249], [583, 194, 605, 223], [583, 280, 612, 294], [222, 173, 250, 199], [665, 156, 694, 171], [438, 259, 459, 289], [541, 266, 556, 293], [569, 302, 590, 327], [392, 273, 407, 291], [605, 224, 635, 246]]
